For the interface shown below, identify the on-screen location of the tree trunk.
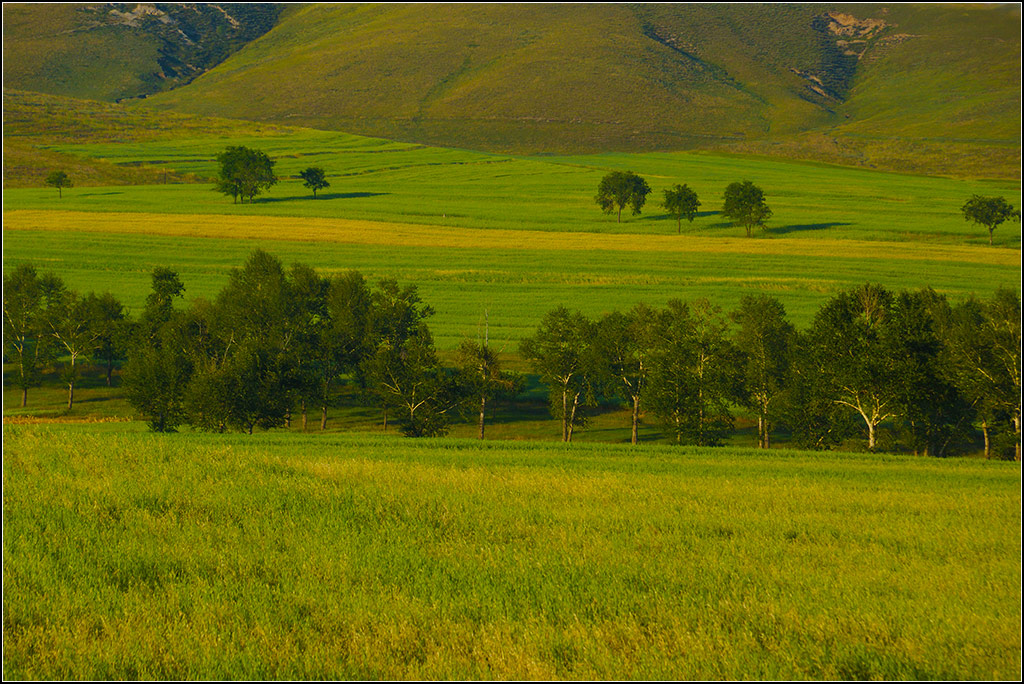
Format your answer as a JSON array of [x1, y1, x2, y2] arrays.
[[631, 394, 640, 445], [321, 404, 328, 431], [982, 421, 990, 459], [758, 414, 765, 449], [301, 400, 308, 432], [478, 395, 486, 440], [285, 408, 291, 429], [106, 358, 113, 386], [868, 421, 876, 450], [989, 227, 994, 246], [565, 387, 573, 440], [67, 380, 74, 410], [382, 407, 388, 432], [21, 387, 28, 408]]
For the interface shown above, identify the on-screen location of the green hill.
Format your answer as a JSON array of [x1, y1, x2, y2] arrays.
[[2, 3, 283, 101], [3, 4, 1020, 177]]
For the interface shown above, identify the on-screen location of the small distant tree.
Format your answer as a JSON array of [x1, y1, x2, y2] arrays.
[[961, 195, 1020, 245], [299, 167, 330, 198], [214, 146, 277, 203], [662, 183, 701, 233], [45, 171, 72, 198], [722, 180, 772, 237], [595, 170, 651, 223]]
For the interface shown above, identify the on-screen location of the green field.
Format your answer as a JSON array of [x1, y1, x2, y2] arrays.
[[3, 129, 1019, 350], [3, 423, 1019, 680]]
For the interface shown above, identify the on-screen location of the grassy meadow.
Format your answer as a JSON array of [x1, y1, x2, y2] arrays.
[[3, 128, 1020, 349], [3, 112, 1021, 680], [3, 423, 1020, 680]]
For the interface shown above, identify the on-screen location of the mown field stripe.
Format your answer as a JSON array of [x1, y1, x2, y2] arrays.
[[4, 210, 1019, 267]]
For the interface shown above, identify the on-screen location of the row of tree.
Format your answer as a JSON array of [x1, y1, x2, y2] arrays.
[[4, 253, 1020, 458], [523, 287, 1020, 459], [595, 170, 774, 236], [595, 170, 1020, 243]]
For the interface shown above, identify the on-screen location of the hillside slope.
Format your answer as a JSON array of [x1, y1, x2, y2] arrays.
[[131, 3, 1019, 175], [2, 3, 284, 101], [4, 4, 1020, 177]]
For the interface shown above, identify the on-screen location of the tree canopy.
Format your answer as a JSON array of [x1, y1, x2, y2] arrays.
[[662, 183, 701, 233], [214, 146, 277, 203], [961, 195, 1020, 245], [595, 170, 651, 223], [722, 180, 772, 237], [299, 167, 330, 198], [45, 170, 71, 198]]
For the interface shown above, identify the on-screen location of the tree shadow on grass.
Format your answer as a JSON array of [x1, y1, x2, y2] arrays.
[[768, 222, 852, 235], [251, 192, 389, 203]]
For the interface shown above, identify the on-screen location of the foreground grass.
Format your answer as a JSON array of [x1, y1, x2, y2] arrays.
[[3, 424, 1020, 679]]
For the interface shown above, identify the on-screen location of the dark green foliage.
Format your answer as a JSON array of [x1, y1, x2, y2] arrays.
[[3, 264, 54, 407], [44, 170, 71, 198], [123, 268, 189, 432], [661, 183, 700, 233], [214, 146, 277, 203], [722, 180, 772, 237], [455, 338, 523, 440], [86, 291, 127, 387], [592, 305, 658, 445], [520, 307, 598, 442], [299, 167, 330, 198], [961, 195, 1020, 245], [731, 294, 795, 449], [647, 299, 743, 446], [595, 170, 651, 223]]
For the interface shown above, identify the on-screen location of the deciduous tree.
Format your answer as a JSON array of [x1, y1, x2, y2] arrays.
[[214, 146, 277, 203], [731, 294, 794, 449], [961, 195, 1020, 245], [662, 183, 700, 233], [520, 307, 597, 442], [45, 170, 72, 198], [722, 180, 772, 237], [595, 170, 651, 223], [299, 167, 330, 198]]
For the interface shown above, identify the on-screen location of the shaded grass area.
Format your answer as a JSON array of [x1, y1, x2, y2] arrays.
[[3, 423, 1020, 679]]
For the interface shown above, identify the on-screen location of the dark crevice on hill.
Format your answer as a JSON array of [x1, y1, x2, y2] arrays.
[[73, 3, 286, 101]]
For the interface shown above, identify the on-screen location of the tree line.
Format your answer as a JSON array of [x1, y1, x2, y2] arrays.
[[4, 252, 1020, 458]]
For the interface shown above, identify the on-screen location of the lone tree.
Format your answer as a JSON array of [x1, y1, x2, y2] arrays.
[[595, 170, 651, 223], [45, 170, 72, 198], [299, 167, 330, 198], [214, 146, 277, 203], [722, 180, 772, 237], [961, 195, 1020, 245], [662, 183, 700, 233]]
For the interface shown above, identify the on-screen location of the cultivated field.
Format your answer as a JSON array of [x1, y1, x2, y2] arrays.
[[3, 423, 1019, 680], [3, 129, 1020, 349]]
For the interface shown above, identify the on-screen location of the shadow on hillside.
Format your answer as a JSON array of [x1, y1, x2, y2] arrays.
[[768, 222, 851, 235], [252, 192, 389, 203]]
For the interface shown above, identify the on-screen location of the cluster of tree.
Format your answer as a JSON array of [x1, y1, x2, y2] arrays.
[[117, 251, 520, 437], [5, 254, 1019, 459], [3, 264, 126, 409], [595, 172, 771, 236], [520, 286, 1021, 459], [212, 146, 331, 202]]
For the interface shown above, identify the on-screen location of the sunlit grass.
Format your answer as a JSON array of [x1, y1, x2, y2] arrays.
[[3, 423, 1019, 679]]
